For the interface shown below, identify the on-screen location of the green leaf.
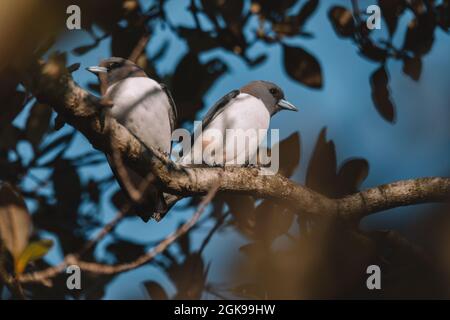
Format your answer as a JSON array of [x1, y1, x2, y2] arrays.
[[15, 239, 53, 275]]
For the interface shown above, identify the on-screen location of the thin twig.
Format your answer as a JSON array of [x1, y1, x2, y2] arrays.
[[351, 0, 362, 25], [79, 157, 158, 256], [110, 144, 153, 203], [199, 211, 230, 253], [17, 179, 221, 284], [128, 33, 151, 63], [77, 210, 125, 257]]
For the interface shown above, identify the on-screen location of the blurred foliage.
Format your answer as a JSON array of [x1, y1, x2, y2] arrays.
[[0, 0, 449, 299], [329, 0, 449, 122]]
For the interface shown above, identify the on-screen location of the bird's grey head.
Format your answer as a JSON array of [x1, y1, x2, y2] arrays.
[[86, 57, 147, 89], [240, 80, 298, 115]]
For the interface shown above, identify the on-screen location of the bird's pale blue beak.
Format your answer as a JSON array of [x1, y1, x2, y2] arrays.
[[278, 99, 298, 111], [86, 66, 108, 75]]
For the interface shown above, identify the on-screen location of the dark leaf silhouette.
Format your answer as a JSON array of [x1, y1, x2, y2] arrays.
[[25, 102, 52, 149], [171, 53, 228, 123], [247, 54, 268, 67], [276, 132, 301, 178], [306, 128, 337, 197], [150, 39, 170, 62], [296, 0, 319, 27], [200, 0, 245, 25], [106, 239, 146, 262], [0, 124, 22, 151], [178, 225, 191, 256], [306, 131, 370, 198], [222, 194, 256, 236], [403, 14, 436, 55], [0, 152, 22, 183], [1, 90, 26, 127], [378, 0, 406, 36], [82, 274, 114, 300], [111, 26, 149, 58], [402, 55, 422, 81], [165, 253, 209, 300], [370, 66, 396, 123], [254, 201, 294, 244], [86, 179, 100, 204], [328, 6, 355, 37], [270, 0, 318, 37], [111, 189, 128, 211], [254, 0, 298, 21], [336, 158, 369, 196], [67, 63, 81, 73], [144, 281, 168, 300], [52, 159, 82, 219], [437, 2, 450, 31], [177, 27, 219, 53], [283, 44, 323, 89], [359, 40, 388, 62]]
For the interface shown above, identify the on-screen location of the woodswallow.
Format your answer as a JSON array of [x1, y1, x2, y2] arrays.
[[87, 57, 177, 222], [180, 80, 298, 165]]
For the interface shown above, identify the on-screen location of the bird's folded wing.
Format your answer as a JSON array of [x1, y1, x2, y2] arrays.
[[106, 154, 165, 222], [160, 83, 178, 132], [201, 89, 240, 131]]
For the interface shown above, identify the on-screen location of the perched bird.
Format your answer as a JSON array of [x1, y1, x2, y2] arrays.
[[180, 80, 297, 165], [87, 57, 177, 222]]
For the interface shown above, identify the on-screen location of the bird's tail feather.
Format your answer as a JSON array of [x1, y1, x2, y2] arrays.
[[106, 154, 167, 222]]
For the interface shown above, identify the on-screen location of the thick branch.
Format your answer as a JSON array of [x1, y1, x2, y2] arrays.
[[26, 60, 336, 218], [24, 60, 450, 223], [12, 58, 449, 288], [337, 177, 450, 220]]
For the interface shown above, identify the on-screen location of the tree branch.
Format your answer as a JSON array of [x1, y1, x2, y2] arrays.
[[12, 57, 449, 288], [337, 177, 450, 220], [23, 59, 450, 223], [16, 181, 220, 284]]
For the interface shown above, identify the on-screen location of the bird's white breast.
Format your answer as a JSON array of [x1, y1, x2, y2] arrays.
[[106, 77, 172, 153], [184, 93, 270, 165], [205, 93, 270, 132]]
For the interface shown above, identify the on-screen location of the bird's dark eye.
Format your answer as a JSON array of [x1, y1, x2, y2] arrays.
[[109, 62, 121, 69], [269, 88, 278, 95]]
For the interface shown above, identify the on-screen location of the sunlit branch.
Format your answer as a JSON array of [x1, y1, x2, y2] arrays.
[[15, 58, 450, 286], [24, 59, 450, 222]]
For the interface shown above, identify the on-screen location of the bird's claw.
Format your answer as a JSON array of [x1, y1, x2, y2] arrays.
[[243, 160, 257, 168], [212, 161, 225, 168]]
